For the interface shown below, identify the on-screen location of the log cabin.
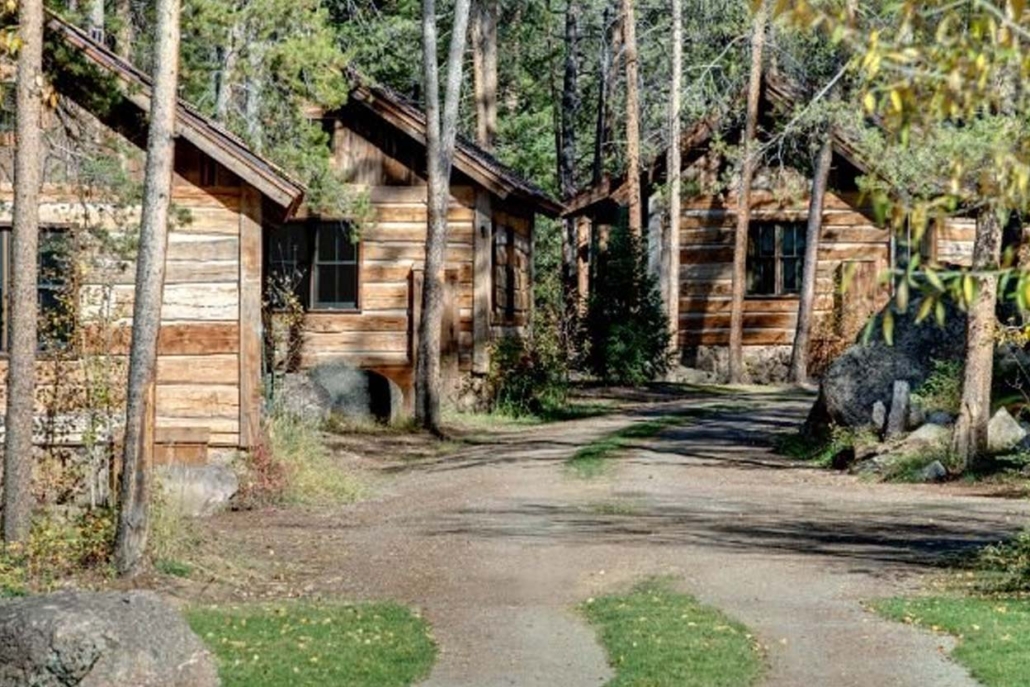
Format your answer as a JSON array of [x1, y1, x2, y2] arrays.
[[270, 74, 562, 405], [563, 74, 976, 383], [0, 15, 560, 469]]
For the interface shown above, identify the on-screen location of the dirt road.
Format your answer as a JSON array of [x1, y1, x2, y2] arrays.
[[209, 388, 1030, 686]]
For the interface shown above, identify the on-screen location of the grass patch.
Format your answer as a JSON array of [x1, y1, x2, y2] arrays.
[[581, 580, 764, 687], [445, 401, 615, 434], [187, 601, 436, 687], [566, 415, 689, 478], [238, 407, 364, 508], [774, 425, 876, 468], [873, 596, 1030, 687]]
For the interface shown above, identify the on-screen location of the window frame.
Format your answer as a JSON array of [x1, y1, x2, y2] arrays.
[[746, 219, 807, 298], [264, 220, 361, 314], [0, 226, 76, 354]]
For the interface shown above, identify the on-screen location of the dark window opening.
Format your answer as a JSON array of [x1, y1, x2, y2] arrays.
[[746, 221, 806, 296], [0, 228, 74, 352], [265, 220, 359, 311], [505, 225, 515, 322]]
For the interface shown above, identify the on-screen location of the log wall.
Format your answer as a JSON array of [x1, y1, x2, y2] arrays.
[[678, 190, 892, 350]]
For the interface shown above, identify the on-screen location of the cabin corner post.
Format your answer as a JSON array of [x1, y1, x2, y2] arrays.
[[472, 189, 493, 374], [239, 184, 263, 449]]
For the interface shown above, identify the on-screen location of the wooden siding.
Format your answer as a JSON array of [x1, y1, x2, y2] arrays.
[[0, 158, 249, 450], [677, 190, 891, 349], [292, 185, 477, 396]]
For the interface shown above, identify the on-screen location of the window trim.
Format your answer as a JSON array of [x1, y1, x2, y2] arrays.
[[0, 225, 76, 355], [746, 219, 807, 299], [265, 220, 362, 314]]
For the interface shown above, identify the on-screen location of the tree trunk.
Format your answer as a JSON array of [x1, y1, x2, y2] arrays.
[[621, 0, 641, 237], [88, 0, 105, 42], [214, 19, 241, 123], [728, 0, 767, 384], [113, 0, 181, 577], [559, 1, 580, 201], [114, 0, 133, 59], [951, 209, 1003, 472], [471, 0, 498, 151], [790, 136, 833, 384], [664, 0, 682, 356], [1, 0, 44, 545], [415, 0, 472, 434], [592, 3, 613, 185]]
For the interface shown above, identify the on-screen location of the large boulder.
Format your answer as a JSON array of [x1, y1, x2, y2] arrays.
[[276, 362, 404, 424], [806, 299, 967, 433], [988, 407, 1028, 453], [157, 464, 239, 518], [0, 591, 219, 687]]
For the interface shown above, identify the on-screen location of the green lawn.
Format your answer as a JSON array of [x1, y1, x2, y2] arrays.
[[187, 601, 436, 687], [581, 581, 764, 687], [873, 597, 1030, 687]]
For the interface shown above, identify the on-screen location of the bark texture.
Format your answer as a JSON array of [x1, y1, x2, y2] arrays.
[[621, 0, 642, 237], [592, 3, 613, 185], [664, 0, 683, 354], [951, 209, 1003, 471], [728, 0, 767, 384], [415, 0, 472, 434], [790, 136, 833, 384], [114, 0, 181, 576], [471, 0, 498, 151], [114, 0, 134, 59], [559, 1, 581, 201], [2, 0, 44, 545]]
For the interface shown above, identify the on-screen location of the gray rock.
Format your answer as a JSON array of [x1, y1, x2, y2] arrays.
[[275, 373, 333, 422], [917, 460, 949, 483], [904, 422, 952, 449], [0, 591, 219, 687], [871, 401, 887, 433], [805, 298, 967, 433], [926, 410, 955, 426], [157, 465, 238, 518], [988, 407, 1028, 454], [907, 400, 926, 431], [310, 362, 404, 424], [886, 380, 911, 439]]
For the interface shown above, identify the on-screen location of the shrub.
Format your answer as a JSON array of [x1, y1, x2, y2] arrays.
[[488, 334, 568, 417], [235, 405, 362, 508], [580, 224, 671, 384], [976, 528, 1030, 593], [914, 359, 963, 414]]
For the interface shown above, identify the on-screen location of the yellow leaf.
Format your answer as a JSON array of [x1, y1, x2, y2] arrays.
[[890, 88, 903, 113], [863, 92, 877, 113], [883, 310, 895, 346], [916, 297, 934, 323], [962, 274, 976, 306]]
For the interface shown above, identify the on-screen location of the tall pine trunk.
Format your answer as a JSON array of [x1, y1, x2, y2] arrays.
[[88, 0, 105, 41], [728, 1, 767, 384], [415, 0, 472, 434], [951, 209, 1003, 471], [789, 136, 833, 384], [664, 0, 682, 355], [114, 0, 133, 59], [559, 1, 580, 201], [592, 3, 613, 185], [2, 0, 44, 545], [114, 0, 181, 577], [621, 0, 641, 237], [471, 0, 498, 151]]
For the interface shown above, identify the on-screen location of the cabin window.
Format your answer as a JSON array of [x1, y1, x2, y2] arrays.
[[0, 228, 74, 352], [747, 221, 806, 296], [265, 220, 359, 311], [493, 224, 518, 323]]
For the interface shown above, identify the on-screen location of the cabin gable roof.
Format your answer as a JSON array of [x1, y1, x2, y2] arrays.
[[564, 72, 874, 218], [344, 73, 563, 217], [46, 12, 305, 215]]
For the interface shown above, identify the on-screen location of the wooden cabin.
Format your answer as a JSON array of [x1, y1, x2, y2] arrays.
[[564, 75, 975, 383], [0, 15, 305, 464], [0, 15, 560, 471], [267, 75, 562, 403]]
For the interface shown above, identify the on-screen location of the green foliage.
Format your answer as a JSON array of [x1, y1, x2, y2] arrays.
[[0, 508, 115, 596], [581, 579, 764, 687], [977, 529, 1030, 594], [187, 601, 437, 687], [874, 596, 1030, 687], [236, 405, 363, 508], [581, 224, 671, 385], [914, 360, 964, 414], [775, 424, 872, 468], [567, 416, 688, 478], [488, 334, 568, 418]]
